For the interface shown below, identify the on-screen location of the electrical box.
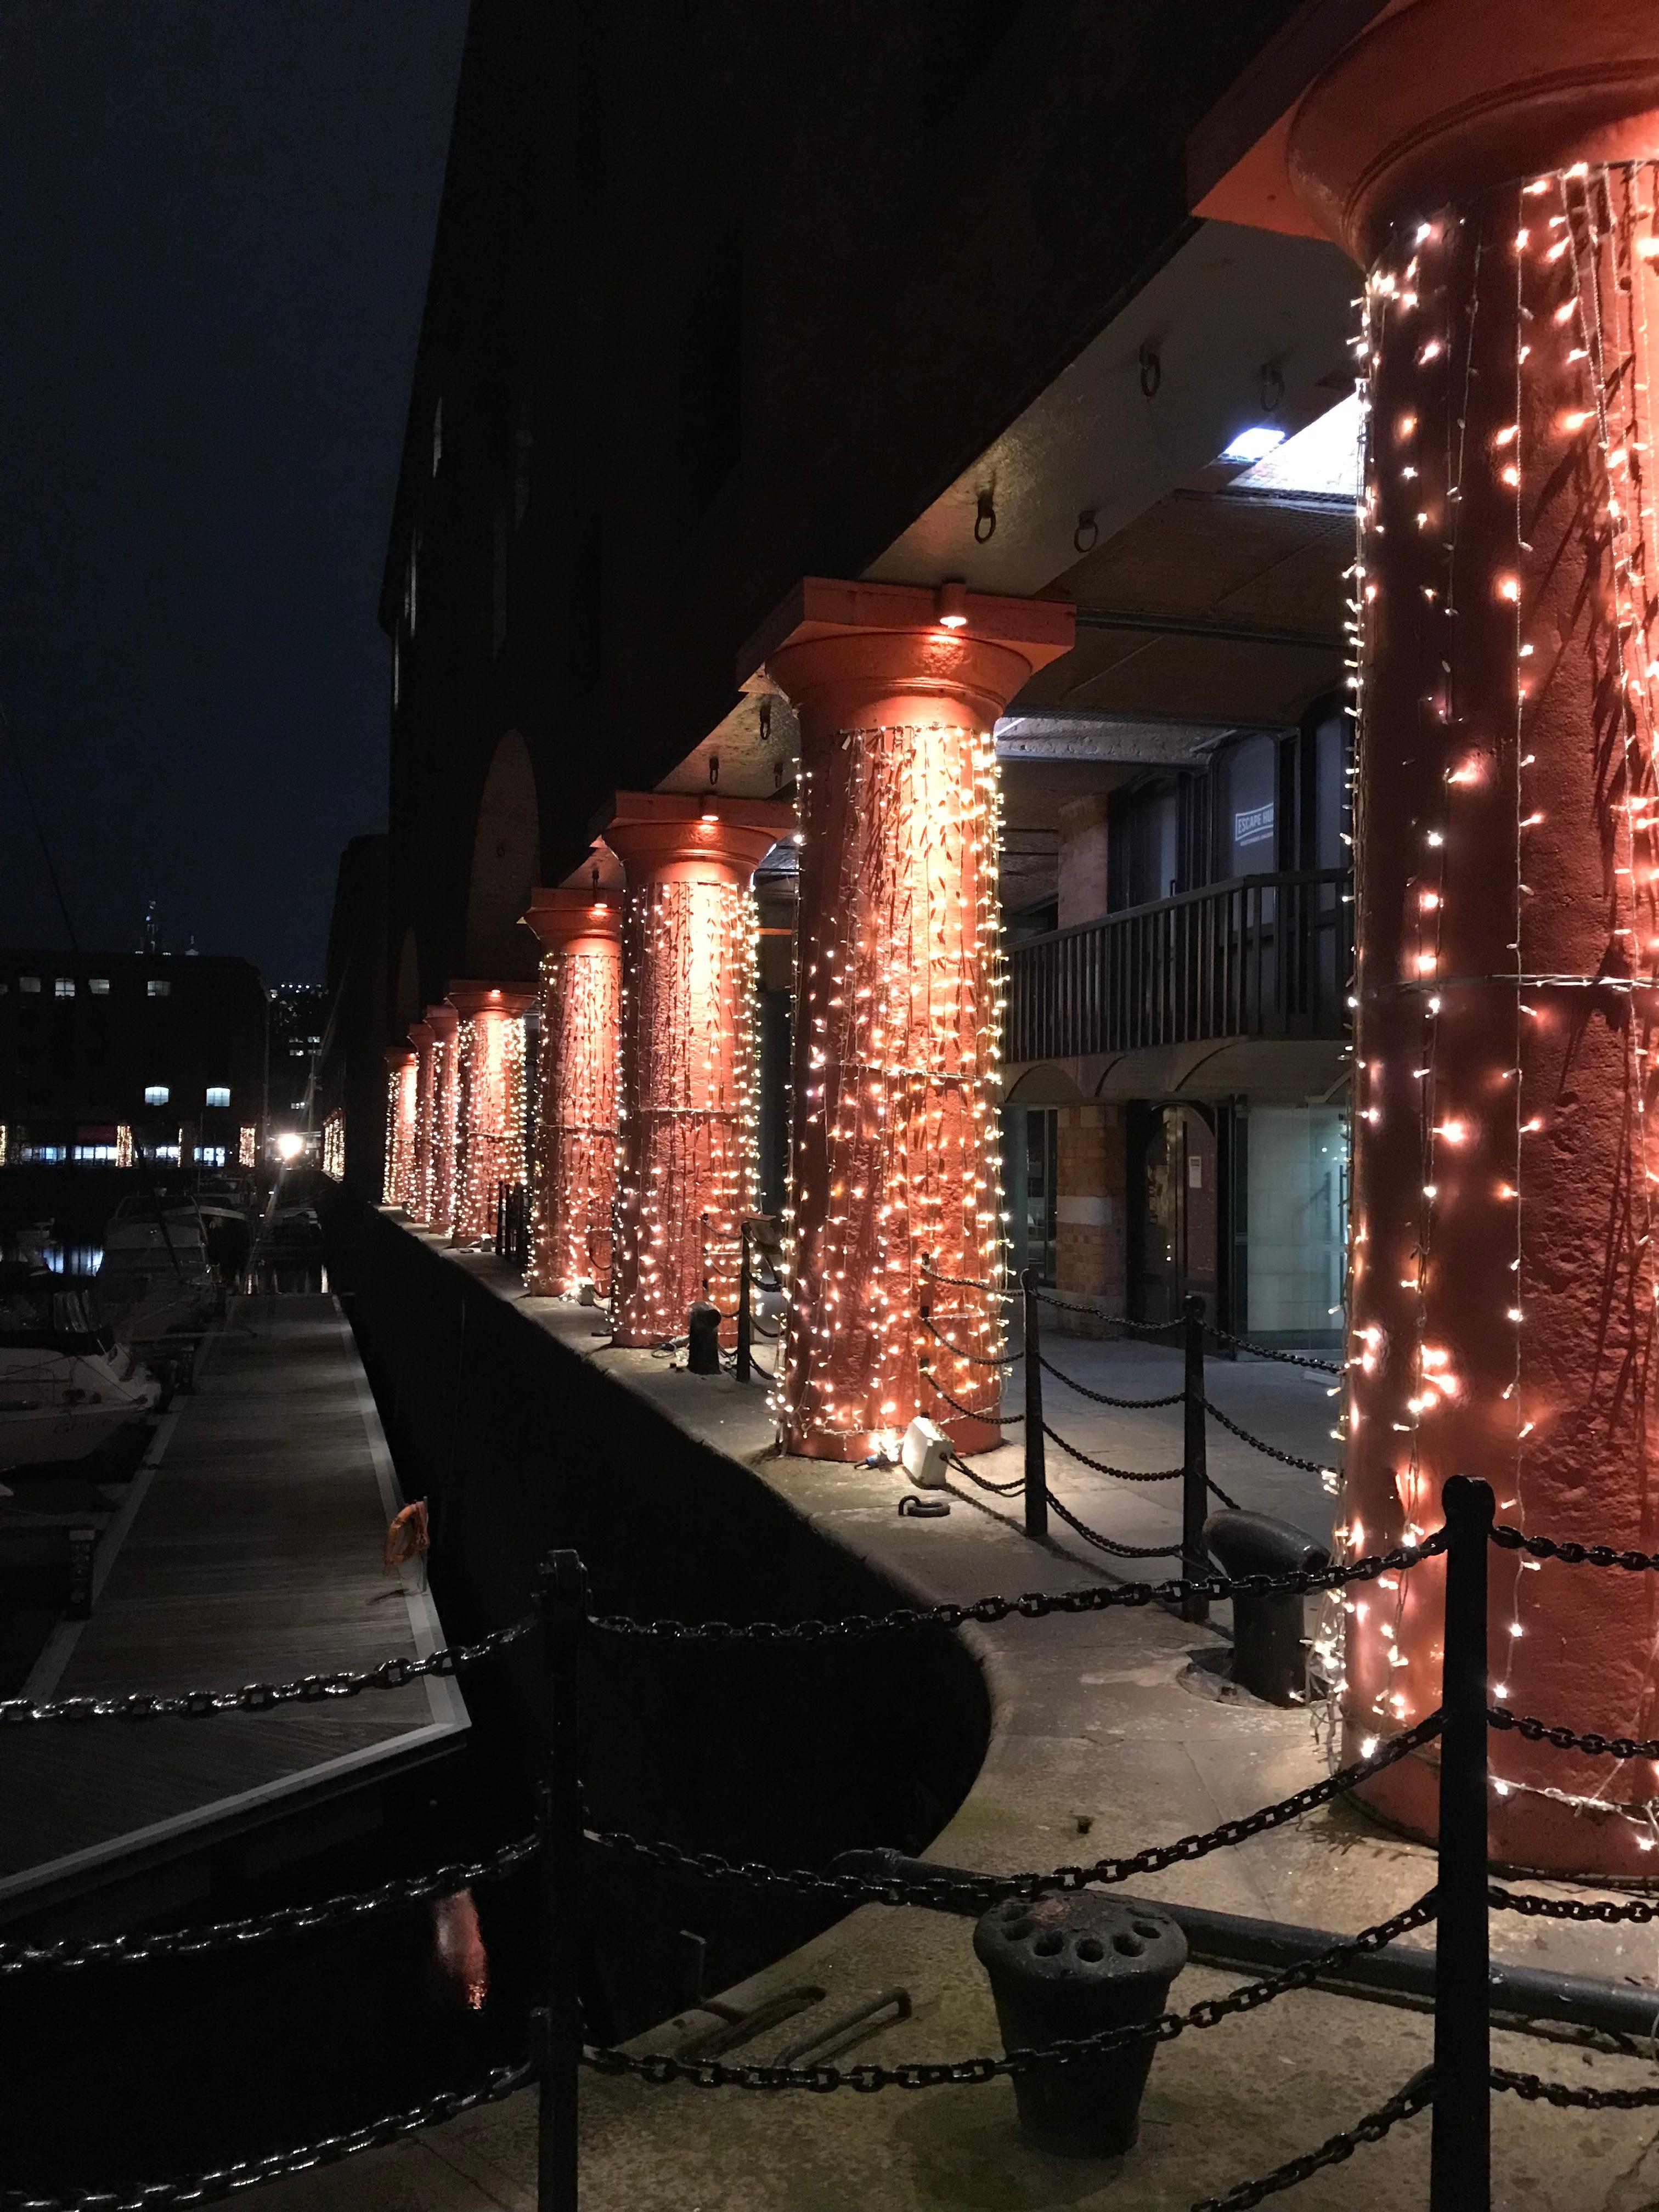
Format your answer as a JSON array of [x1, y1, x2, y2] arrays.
[[901, 1415, 950, 1489]]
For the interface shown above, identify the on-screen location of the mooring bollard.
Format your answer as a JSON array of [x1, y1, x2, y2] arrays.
[[1021, 1269, 1047, 1541], [735, 1221, 754, 1385], [535, 1550, 587, 2212], [1431, 1474, 1494, 2211], [1181, 1295, 1209, 1625]]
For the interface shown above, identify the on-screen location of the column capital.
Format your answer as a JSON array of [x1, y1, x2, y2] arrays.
[[383, 1044, 416, 1071], [522, 885, 624, 952], [1288, 0, 1659, 267], [447, 980, 535, 1021], [408, 1019, 435, 1051], [603, 792, 792, 888], [740, 575, 1075, 739], [424, 1001, 459, 1040]]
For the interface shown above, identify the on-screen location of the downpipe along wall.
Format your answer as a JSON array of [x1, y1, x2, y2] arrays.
[[328, 1199, 992, 2043]]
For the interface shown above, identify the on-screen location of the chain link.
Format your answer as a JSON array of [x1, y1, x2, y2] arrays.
[[1031, 1292, 1174, 1329], [589, 1531, 1446, 1641], [946, 1457, 1026, 1498], [1037, 1355, 1183, 1410], [0, 1617, 536, 1727], [918, 1312, 1019, 1367], [1041, 1423, 1183, 1482], [583, 1895, 1434, 2095], [1207, 1331, 1343, 1376], [1489, 1703, 1659, 1761], [1493, 2064, 1659, 2110], [588, 1720, 1441, 1908], [0, 1833, 541, 1976], [1491, 1525, 1659, 1572], [1, 2060, 536, 2210], [918, 1361, 1020, 1423], [1200, 1400, 1338, 1481], [918, 1260, 1010, 1299], [1489, 1882, 1659, 1926], [1042, 1486, 1187, 1560], [1192, 2069, 1434, 2211]]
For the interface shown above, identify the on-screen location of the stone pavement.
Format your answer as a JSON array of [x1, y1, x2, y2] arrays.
[[260, 1252, 1659, 2212]]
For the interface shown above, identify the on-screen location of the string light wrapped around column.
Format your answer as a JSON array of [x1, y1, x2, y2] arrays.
[[447, 984, 532, 1246], [523, 888, 623, 1297], [745, 576, 1074, 1463], [424, 1003, 460, 1237], [407, 1020, 436, 1224], [606, 794, 792, 1350], [382, 1047, 418, 1210], [1288, 9, 1659, 1874], [321, 1111, 346, 1181]]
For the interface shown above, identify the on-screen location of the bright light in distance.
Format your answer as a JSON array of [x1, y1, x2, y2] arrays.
[[1220, 425, 1287, 465], [274, 1131, 306, 1163]]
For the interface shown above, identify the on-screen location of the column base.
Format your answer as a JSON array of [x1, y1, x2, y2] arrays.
[[785, 1413, 1002, 1464]]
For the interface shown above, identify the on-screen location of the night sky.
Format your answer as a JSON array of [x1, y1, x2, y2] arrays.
[[1, 1, 468, 983]]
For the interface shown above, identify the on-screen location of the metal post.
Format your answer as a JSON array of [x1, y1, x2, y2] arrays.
[[534, 1550, 588, 2212], [1181, 1295, 1209, 1625], [735, 1220, 753, 1384], [1431, 1474, 1493, 2211], [1022, 1268, 1047, 1541]]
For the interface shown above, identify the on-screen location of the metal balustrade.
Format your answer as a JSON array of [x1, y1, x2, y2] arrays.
[[1005, 868, 1351, 1064]]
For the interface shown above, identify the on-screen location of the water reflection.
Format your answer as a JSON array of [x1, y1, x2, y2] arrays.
[[432, 1888, 489, 2012]]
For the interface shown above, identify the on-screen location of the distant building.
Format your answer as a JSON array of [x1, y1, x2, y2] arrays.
[[0, 951, 267, 1169], [268, 981, 329, 1130]]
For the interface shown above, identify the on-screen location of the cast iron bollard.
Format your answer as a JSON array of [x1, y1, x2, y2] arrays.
[[1202, 1510, 1330, 1704], [973, 1892, 1188, 2155], [1021, 1268, 1047, 1541], [734, 1222, 754, 1385], [1181, 1295, 1209, 1624], [534, 1550, 588, 2212], [1431, 1474, 1494, 2211], [686, 1299, 723, 1374]]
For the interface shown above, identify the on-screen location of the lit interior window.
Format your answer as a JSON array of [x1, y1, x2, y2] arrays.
[[147, 978, 171, 998], [1228, 392, 1363, 499], [144, 1084, 170, 1105], [54, 977, 75, 999], [19, 976, 41, 994], [89, 977, 110, 995], [206, 1085, 231, 1109]]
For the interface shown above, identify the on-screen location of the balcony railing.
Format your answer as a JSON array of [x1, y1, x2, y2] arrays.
[[1005, 868, 1351, 1064]]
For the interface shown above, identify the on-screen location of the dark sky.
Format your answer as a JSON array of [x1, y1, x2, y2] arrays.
[[1, 1, 469, 982]]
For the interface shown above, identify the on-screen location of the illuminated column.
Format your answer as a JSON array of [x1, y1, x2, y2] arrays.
[[523, 887, 623, 1297], [744, 579, 1074, 1463], [447, 983, 532, 1246], [408, 1020, 436, 1223], [382, 1047, 417, 1210], [425, 1003, 460, 1237], [607, 794, 792, 1348], [1291, 7, 1659, 1872]]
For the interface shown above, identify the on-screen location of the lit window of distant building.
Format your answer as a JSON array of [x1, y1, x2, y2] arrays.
[[89, 977, 110, 995], [72, 1144, 119, 1163], [197, 1144, 227, 1167], [148, 1144, 181, 1165], [144, 1084, 170, 1105], [20, 975, 41, 994], [147, 978, 171, 998], [19, 1143, 67, 1163], [54, 977, 75, 998], [206, 1085, 231, 1108]]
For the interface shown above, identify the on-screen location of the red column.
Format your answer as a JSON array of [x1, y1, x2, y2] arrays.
[[408, 1020, 435, 1224], [523, 887, 623, 1298], [743, 578, 1074, 1463], [425, 1003, 460, 1238], [606, 794, 792, 1348], [1290, 4, 1659, 1873], [382, 1047, 417, 1210], [447, 983, 533, 1247]]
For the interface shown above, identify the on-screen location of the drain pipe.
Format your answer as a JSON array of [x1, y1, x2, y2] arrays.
[[831, 1849, 1659, 2046]]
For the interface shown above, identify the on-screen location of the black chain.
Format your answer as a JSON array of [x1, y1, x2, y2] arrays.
[[918, 1361, 1020, 1423], [1192, 2069, 1434, 2211], [1493, 2064, 1659, 2110], [0, 1833, 541, 1976], [0, 2060, 536, 2210], [918, 1260, 1010, 1299], [918, 1312, 1019, 1367], [1209, 1331, 1343, 1375], [1202, 1399, 1338, 1480], [1032, 1292, 1173, 1330], [1043, 1486, 1186, 1560], [0, 1617, 536, 1726], [1489, 1882, 1659, 1925], [582, 1895, 1435, 2095], [588, 1721, 1441, 1908], [1491, 1525, 1659, 1572], [1042, 1422, 1183, 1482], [946, 1456, 1025, 1498], [1037, 1355, 1183, 1410], [1489, 1703, 1659, 1760], [589, 1531, 1446, 1641]]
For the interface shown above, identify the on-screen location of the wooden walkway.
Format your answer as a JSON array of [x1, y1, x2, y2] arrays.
[[0, 1294, 466, 1910]]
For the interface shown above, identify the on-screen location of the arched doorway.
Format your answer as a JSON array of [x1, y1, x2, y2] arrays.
[[463, 732, 541, 981]]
